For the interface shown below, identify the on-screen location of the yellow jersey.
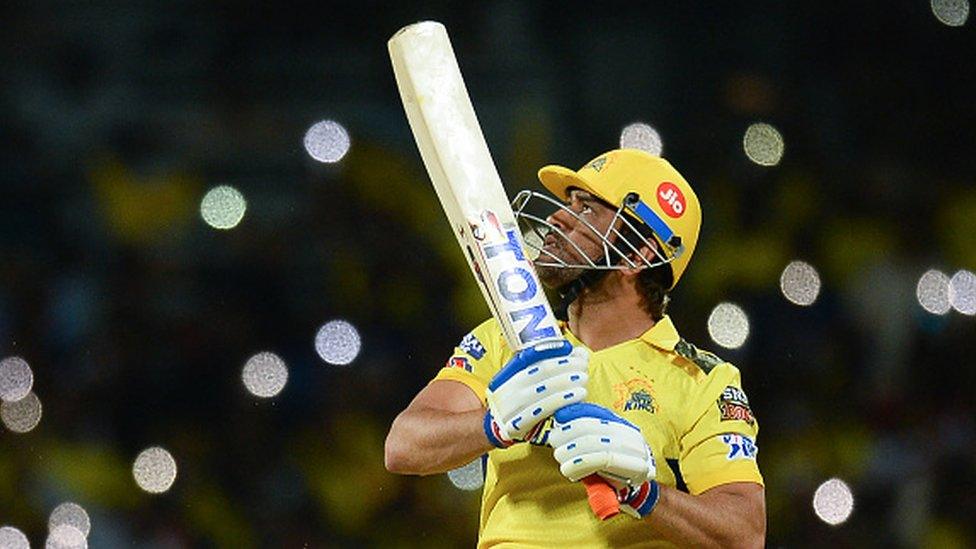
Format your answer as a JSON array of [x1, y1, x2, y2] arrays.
[[433, 315, 764, 548]]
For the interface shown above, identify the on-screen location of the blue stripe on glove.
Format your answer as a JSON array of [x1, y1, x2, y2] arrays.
[[553, 402, 639, 430], [488, 339, 574, 391], [483, 410, 513, 448]]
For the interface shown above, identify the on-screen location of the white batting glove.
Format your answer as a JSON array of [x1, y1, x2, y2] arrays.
[[483, 340, 589, 448], [551, 403, 660, 518]]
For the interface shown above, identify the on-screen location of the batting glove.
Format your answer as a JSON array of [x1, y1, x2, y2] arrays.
[[551, 402, 660, 518], [483, 340, 588, 448], [614, 479, 661, 519]]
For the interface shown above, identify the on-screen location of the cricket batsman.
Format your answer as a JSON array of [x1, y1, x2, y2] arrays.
[[385, 149, 766, 547]]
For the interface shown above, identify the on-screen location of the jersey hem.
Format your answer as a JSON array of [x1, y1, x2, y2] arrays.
[[431, 369, 488, 403], [688, 469, 764, 495]]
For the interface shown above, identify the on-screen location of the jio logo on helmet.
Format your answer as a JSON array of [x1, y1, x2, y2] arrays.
[[656, 182, 686, 218]]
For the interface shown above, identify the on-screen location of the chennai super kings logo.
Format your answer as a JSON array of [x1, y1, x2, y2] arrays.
[[612, 378, 657, 414], [588, 152, 620, 173]]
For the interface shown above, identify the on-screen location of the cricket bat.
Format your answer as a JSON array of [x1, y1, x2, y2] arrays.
[[388, 20, 619, 520]]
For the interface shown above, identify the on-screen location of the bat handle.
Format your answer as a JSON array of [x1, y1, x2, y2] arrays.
[[582, 475, 619, 520]]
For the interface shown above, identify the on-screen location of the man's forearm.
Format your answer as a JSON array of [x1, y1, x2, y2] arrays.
[[645, 483, 766, 548], [385, 406, 494, 475]]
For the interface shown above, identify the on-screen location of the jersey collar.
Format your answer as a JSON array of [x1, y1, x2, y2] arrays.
[[638, 315, 680, 352], [559, 315, 680, 351]]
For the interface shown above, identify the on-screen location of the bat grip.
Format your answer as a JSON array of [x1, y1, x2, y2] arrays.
[[582, 475, 619, 520]]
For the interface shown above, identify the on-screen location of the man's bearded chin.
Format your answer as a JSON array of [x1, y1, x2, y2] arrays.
[[535, 260, 586, 289]]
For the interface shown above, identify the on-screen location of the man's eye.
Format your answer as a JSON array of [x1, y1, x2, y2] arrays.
[[580, 204, 594, 214]]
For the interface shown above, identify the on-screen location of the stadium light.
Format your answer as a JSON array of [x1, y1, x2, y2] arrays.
[[812, 478, 854, 526], [931, 0, 970, 26], [707, 303, 750, 349], [780, 260, 821, 306], [48, 502, 91, 539], [315, 320, 362, 366], [916, 269, 951, 315], [448, 458, 485, 491], [242, 352, 289, 398], [619, 122, 663, 156], [1, 392, 42, 433], [0, 356, 33, 403], [132, 447, 178, 494], [200, 185, 247, 230], [304, 120, 351, 163], [743, 122, 784, 166], [949, 269, 976, 315]]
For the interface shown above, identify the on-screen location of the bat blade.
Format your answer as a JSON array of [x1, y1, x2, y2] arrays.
[[388, 21, 560, 351], [389, 20, 618, 520]]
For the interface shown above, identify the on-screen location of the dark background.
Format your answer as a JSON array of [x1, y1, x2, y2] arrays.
[[1, 1, 974, 547]]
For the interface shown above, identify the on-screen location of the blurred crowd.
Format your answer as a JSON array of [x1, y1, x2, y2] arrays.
[[1, 2, 974, 547]]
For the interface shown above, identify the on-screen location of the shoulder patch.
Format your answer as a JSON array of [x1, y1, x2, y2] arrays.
[[673, 339, 724, 374], [458, 332, 486, 360]]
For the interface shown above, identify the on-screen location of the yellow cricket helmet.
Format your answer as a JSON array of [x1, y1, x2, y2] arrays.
[[537, 149, 701, 289]]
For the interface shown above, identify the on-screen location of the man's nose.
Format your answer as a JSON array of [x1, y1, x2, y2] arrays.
[[546, 207, 572, 231]]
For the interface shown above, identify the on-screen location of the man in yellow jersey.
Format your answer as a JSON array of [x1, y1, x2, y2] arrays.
[[385, 149, 766, 547]]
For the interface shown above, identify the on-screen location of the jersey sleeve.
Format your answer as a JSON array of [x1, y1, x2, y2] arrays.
[[678, 363, 764, 495], [431, 318, 506, 404]]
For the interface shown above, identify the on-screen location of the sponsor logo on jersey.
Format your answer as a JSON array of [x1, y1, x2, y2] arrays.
[[458, 332, 486, 359], [656, 182, 686, 218], [446, 356, 473, 372], [612, 378, 657, 414], [721, 433, 758, 460], [716, 385, 754, 425]]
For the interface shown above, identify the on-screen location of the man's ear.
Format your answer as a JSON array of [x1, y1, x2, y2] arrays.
[[620, 242, 658, 277]]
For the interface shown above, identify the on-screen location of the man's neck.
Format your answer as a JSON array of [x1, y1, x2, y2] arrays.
[[565, 274, 655, 352]]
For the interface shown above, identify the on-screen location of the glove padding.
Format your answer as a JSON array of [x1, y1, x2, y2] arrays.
[[484, 340, 588, 448], [550, 403, 656, 489]]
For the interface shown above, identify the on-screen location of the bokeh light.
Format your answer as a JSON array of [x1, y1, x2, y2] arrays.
[[812, 478, 854, 526], [916, 269, 951, 315], [619, 122, 663, 156], [931, 0, 970, 26], [242, 352, 289, 398], [743, 122, 784, 166], [707, 303, 750, 349], [315, 320, 362, 365], [1, 392, 43, 433], [132, 447, 177, 494], [303, 120, 351, 163], [45, 524, 87, 549], [0, 356, 33, 403], [49, 502, 91, 538], [0, 526, 30, 549], [200, 185, 247, 230], [779, 260, 821, 306], [447, 458, 485, 491], [949, 269, 976, 315]]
